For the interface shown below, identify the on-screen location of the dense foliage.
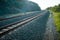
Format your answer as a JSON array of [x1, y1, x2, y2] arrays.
[[47, 4, 60, 12], [0, 0, 41, 16]]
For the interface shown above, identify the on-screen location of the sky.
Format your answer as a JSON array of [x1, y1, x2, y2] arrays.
[[29, 0, 60, 10]]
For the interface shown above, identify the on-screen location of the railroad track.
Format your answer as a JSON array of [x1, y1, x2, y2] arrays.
[[0, 11, 44, 29], [0, 13, 42, 38], [0, 11, 41, 21], [0, 15, 22, 21]]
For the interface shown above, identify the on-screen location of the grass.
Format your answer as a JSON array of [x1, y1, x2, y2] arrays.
[[53, 12, 60, 32], [52, 12, 60, 40]]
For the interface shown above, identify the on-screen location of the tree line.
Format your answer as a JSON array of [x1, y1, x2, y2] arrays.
[[47, 4, 60, 12], [0, 0, 41, 16]]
